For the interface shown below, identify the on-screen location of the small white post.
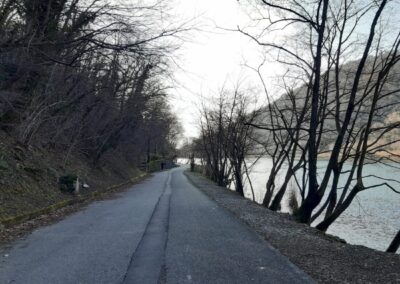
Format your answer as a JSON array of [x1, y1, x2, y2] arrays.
[[74, 177, 80, 195]]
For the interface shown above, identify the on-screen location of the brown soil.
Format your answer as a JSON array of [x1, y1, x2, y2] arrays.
[[185, 171, 400, 284]]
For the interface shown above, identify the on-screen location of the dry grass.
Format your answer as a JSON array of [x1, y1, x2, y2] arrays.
[[0, 130, 141, 221]]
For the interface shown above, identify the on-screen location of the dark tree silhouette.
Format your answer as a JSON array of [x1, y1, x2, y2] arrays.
[[239, 0, 400, 230]]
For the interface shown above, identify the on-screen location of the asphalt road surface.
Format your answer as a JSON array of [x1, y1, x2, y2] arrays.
[[0, 167, 313, 284]]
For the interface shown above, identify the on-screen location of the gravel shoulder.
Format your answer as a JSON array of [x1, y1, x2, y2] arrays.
[[185, 170, 400, 284]]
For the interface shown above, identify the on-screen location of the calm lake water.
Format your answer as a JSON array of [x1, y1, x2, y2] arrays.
[[244, 157, 400, 253], [179, 157, 400, 253]]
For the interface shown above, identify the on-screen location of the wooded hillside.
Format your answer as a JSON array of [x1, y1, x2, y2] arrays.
[[0, 0, 183, 219], [0, 0, 181, 163]]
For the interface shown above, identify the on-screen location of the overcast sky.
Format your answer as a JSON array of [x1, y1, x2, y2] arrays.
[[168, 0, 400, 140], [170, 0, 265, 139]]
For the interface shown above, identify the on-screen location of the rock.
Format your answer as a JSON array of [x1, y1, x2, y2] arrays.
[[82, 183, 90, 189]]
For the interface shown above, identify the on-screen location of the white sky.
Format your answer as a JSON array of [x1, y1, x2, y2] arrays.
[[169, 0, 267, 139], [168, 0, 400, 140]]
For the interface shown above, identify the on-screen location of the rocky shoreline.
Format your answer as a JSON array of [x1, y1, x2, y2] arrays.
[[185, 170, 400, 283]]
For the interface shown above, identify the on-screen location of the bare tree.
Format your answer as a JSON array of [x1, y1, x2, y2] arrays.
[[0, 0, 187, 166], [198, 85, 261, 196], [387, 230, 400, 253], [239, 0, 400, 230]]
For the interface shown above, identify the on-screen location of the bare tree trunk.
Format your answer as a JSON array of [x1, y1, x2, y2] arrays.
[[296, 0, 329, 223], [386, 230, 400, 253], [243, 159, 255, 201], [315, 186, 360, 231]]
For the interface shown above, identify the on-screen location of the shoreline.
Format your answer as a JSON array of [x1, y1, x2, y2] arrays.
[[184, 170, 400, 283], [187, 156, 399, 252]]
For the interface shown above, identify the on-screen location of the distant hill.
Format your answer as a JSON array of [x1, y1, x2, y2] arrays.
[[255, 55, 400, 154]]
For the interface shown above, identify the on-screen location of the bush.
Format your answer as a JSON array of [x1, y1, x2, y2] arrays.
[[58, 174, 78, 192], [150, 154, 163, 161]]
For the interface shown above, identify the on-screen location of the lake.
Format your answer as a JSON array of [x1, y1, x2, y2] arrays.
[[244, 157, 400, 253]]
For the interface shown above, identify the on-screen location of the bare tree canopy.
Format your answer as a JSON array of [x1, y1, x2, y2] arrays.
[[236, 0, 400, 236], [196, 84, 261, 197], [0, 0, 187, 165]]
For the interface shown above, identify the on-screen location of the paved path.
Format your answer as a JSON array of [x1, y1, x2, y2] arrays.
[[0, 167, 313, 283]]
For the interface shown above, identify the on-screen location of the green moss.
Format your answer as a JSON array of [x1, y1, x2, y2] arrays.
[[147, 160, 160, 172], [0, 199, 75, 227]]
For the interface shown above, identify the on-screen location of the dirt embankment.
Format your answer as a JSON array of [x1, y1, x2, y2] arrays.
[[185, 171, 400, 284], [0, 130, 142, 224]]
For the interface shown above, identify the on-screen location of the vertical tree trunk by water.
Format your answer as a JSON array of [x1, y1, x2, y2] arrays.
[[386, 230, 400, 253], [294, 0, 330, 224]]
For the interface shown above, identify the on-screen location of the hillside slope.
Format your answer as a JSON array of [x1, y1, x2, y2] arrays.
[[256, 56, 400, 153], [0, 130, 141, 221]]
